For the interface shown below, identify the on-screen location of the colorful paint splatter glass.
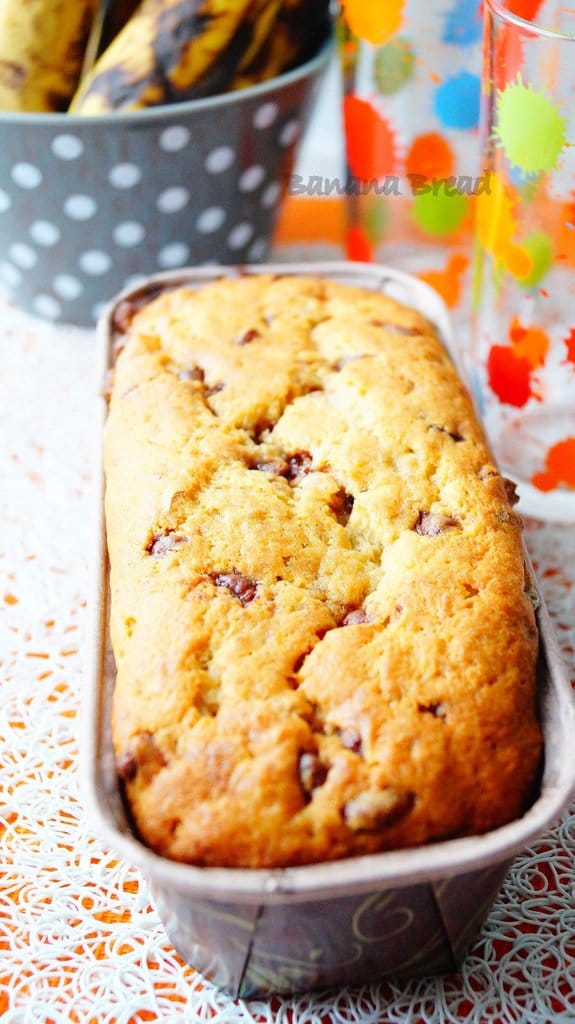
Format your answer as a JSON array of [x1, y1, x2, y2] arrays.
[[473, 0, 575, 521], [338, 0, 483, 299]]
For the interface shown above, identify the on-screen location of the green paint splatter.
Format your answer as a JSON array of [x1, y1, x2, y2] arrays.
[[373, 37, 415, 96], [363, 196, 390, 243], [516, 231, 553, 288], [494, 75, 567, 175], [412, 189, 469, 236]]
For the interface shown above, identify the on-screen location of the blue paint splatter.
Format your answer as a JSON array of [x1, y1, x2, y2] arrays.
[[434, 71, 481, 130], [508, 162, 540, 187], [442, 0, 482, 46]]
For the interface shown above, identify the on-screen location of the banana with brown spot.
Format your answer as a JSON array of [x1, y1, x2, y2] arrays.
[[0, 0, 99, 112], [70, 0, 284, 115], [229, 0, 330, 91]]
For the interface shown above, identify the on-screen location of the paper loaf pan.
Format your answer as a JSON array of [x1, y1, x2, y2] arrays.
[[85, 261, 575, 999]]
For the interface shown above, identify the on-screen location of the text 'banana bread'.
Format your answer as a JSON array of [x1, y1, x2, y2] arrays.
[[104, 274, 542, 868]]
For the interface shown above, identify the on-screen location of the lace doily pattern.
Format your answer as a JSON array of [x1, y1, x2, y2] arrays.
[[1, 303, 573, 1024]]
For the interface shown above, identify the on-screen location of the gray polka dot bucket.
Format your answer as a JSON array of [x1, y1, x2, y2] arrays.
[[0, 37, 331, 327]]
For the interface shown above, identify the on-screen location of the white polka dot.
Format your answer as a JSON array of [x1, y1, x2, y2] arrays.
[[0, 189, 11, 213], [123, 274, 148, 292], [51, 134, 84, 160], [248, 238, 268, 261], [92, 302, 108, 322], [9, 243, 37, 269], [33, 294, 62, 320], [159, 125, 191, 152], [196, 206, 226, 234], [113, 221, 146, 247], [0, 262, 22, 287], [227, 222, 255, 251], [30, 221, 61, 247], [53, 274, 83, 300], [253, 101, 278, 129], [11, 163, 42, 189], [108, 163, 142, 189], [64, 195, 97, 221], [157, 242, 190, 269], [205, 146, 235, 174], [261, 181, 281, 209], [279, 119, 300, 147], [156, 187, 190, 213], [238, 165, 266, 193], [79, 250, 112, 275]]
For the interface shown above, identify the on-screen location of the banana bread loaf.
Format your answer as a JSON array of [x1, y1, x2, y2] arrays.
[[104, 273, 542, 868]]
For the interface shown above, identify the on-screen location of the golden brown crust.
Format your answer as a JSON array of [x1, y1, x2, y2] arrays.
[[104, 274, 542, 867]]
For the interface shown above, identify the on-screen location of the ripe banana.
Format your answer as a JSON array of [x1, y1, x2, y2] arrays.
[[71, 0, 285, 115], [229, 0, 330, 91], [0, 0, 99, 112]]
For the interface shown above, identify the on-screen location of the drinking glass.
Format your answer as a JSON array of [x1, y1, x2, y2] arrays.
[[338, 0, 483, 301], [472, 0, 575, 521]]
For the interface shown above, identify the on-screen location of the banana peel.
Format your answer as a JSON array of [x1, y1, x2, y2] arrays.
[[0, 0, 100, 112], [0, 0, 330, 116], [229, 0, 330, 90], [70, 0, 286, 115]]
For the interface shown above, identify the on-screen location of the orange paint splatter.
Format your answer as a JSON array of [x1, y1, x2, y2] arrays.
[[344, 95, 397, 179], [487, 345, 537, 407], [342, 0, 405, 44], [507, 0, 545, 18], [3, 594, 18, 605], [554, 200, 575, 266], [494, 2, 546, 90], [475, 173, 539, 278], [494, 26, 523, 92], [475, 173, 518, 260], [346, 224, 373, 261], [532, 437, 575, 491], [509, 316, 550, 368], [504, 242, 533, 279], [417, 252, 469, 309], [563, 327, 575, 366], [405, 132, 455, 181]]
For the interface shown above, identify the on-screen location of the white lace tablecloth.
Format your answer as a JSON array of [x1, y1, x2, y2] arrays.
[[1, 294, 574, 1024]]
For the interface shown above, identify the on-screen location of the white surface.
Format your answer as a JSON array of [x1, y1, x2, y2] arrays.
[[294, 51, 345, 183]]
